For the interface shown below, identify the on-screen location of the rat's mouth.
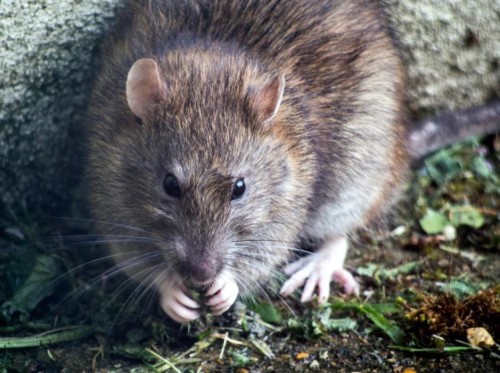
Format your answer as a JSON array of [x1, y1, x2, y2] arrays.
[[183, 278, 214, 292]]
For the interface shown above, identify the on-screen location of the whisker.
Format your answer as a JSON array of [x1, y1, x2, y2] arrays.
[[46, 233, 164, 242], [50, 251, 162, 314], [128, 265, 169, 315], [104, 264, 161, 342], [232, 240, 311, 256], [42, 216, 157, 237], [233, 239, 299, 244], [223, 248, 298, 317]]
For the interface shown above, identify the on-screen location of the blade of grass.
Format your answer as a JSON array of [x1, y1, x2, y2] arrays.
[[356, 304, 405, 344], [389, 345, 475, 353], [328, 300, 405, 344], [0, 325, 92, 349], [145, 348, 182, 373]]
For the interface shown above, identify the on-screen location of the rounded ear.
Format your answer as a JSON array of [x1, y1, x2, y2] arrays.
[[250, 73, 285, 124], [126, 58, 164, 120]]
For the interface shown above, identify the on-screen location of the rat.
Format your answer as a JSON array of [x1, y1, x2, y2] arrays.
[[86, 0, 500, 323]]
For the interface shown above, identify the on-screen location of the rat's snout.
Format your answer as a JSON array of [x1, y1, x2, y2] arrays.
[[177, 238, 222, 284], [179, 256, 219, 285]]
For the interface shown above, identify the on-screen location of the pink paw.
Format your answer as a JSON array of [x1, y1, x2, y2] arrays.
[[205, 275, 239, 315], [159, 279, 201, 323], [279, 237, 359, 304]]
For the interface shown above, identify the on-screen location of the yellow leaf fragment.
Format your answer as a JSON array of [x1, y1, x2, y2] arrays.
[[235, 368, 249, 373], [466, 327, 495, 347], [403, 368, 417, 373], [296, 352, 309, 360]]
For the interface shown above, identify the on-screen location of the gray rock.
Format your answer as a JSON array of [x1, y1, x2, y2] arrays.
[[383, 0, 500, 115], [1, 0, 498, 221], [0, 0, 121, 219]]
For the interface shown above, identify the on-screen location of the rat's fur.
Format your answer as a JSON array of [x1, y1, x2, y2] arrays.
[[87, 0, 407, 318]]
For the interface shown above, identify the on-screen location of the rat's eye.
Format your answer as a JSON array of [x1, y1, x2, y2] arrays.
[[231, 178, 246, 200], [163, 174, 181, 198]]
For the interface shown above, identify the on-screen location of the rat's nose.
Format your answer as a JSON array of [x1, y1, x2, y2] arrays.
[[179, 257, 219, 285]]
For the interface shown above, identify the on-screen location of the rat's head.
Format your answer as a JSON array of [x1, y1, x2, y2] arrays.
[[90, 53, 314, 294]]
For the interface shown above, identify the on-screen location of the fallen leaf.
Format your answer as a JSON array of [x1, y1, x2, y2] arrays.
[[235, 368, 249, 373], [466, 327, 495, 347], [403, 368, 417, 373], [250, 302, 283, 324], [472, 156, 493, 178], [449, 206, 484, 229], [1, 255, 61, 321], [296, 352, 309, 360], [419, 209, 448, 235]]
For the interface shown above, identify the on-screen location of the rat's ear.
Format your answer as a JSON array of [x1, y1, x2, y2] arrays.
[[250, 73, 285, 124], [126, 58, 164, 120]]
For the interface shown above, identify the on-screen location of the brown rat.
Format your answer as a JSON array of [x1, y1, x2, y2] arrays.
[[86, 0, 498, 323]]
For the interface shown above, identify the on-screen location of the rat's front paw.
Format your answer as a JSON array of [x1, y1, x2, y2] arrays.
[[279, 236, 359, 304], [159, 279, 201, 323], [205, 275, 239, 315]]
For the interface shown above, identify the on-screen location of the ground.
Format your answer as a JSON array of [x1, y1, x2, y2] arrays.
[[0, 137, 498, 372]]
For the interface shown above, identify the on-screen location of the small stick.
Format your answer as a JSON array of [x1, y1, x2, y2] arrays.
[[219, 332, 229, 359], [145, 348, 182, 373]]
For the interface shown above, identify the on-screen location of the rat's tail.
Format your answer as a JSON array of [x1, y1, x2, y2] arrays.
[[408, 99, 500, 160]]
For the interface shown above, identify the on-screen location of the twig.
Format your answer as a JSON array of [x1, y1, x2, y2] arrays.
[[145, 348, 182, 373], [212, 332, 247, 347], [219, 332, 229, 359]]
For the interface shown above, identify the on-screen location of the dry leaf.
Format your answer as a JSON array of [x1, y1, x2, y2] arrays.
[[296, 352, 309, 360], [403, 368, 417, 373], [466, 327, 495, 347]]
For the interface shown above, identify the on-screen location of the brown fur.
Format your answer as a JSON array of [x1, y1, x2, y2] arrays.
[[86, 0, 408, 297]]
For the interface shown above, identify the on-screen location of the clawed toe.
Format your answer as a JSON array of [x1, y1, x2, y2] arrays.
[[158, 274, 239, 323], [206, 276, 239, 315], [159, 280, 201, 323], [280, 237, 359, 303], [332, 269, 360, 296]]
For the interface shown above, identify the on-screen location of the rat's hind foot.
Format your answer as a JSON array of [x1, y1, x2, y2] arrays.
[[279, 236, 359, 303], [205, 273, 239, 315], [159, 278, 201, 323]]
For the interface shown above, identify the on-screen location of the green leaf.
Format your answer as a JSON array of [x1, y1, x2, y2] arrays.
[[368, 303, 403, 315], [356, 263, 379, 277], [424, 149, 462, 183], [383, 261, 422, 280], [286, 318, 302, 330], [1, 255, 61, 321], [357, 262, 421, 285], [449, 205, 484, 229], [472, 156, 493, 178], [356, 304, 405, 344], [323, 318, 358, 332], [328, 300, 404, 344], [250, 302, 283, 324], [230, 350, 251, 367], [419, 208, 449, 234], [0, 326, 92, 349], [389, 345, 475, 353], [310, 320, 323, 338], [436, 278, 486, 298]]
